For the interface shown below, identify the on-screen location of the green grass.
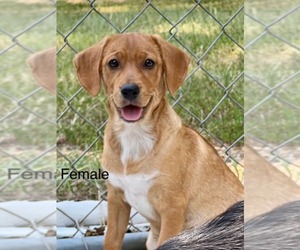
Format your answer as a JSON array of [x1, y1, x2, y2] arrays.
[[0, 1, 56, 200], [57, 0, 244, 148], [244, 1, 300, 144], [0, 1, 56, 146]]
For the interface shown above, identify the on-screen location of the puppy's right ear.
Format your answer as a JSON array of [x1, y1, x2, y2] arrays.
[[73, 37, 109, 96]]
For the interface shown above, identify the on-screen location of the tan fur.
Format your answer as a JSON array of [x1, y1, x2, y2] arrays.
[[27, 47, 56, 94], [245, 145, 300, 221], [74, 33, 243, 250]]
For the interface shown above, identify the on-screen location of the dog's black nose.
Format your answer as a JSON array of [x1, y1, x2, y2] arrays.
[[121, 83, 140, 100]]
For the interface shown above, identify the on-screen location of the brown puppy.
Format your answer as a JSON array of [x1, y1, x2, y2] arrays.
[[74, 33, 243, 250]]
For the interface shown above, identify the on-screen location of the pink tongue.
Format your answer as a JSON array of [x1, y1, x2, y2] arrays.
[[121, 105, 143, 121]]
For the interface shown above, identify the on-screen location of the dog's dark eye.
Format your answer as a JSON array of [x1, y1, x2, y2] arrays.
[[144, 59, 155, 69], [108, 59, 119, 69]]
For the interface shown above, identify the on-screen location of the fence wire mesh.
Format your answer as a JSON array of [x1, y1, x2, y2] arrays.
[[0, 0, 56, 249], [245, 2, 300, 183], [56, 0, 244, 247]]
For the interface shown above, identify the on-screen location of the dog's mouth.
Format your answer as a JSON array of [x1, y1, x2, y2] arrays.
[[120, 105, 144, 122]]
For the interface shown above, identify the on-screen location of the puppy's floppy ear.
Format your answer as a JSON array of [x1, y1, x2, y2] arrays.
[[27, 47, 56, 95], [152, 35, 190, 95], [73, 37, 109, 96]]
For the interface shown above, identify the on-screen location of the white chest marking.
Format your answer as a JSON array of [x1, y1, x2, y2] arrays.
[[109, 172, 157, 220], [117, 123, 155, 166]]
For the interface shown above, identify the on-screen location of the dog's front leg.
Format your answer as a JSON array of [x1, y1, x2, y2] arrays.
[[157, 205, 186, 246], [149, 187, 187, 247], [104, 183, 131, 250]]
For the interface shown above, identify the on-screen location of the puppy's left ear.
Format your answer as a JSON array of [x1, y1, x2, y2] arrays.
[[73, 37, 110, 96], [152, 35, 190, 95], [27, 47, 56, 94]]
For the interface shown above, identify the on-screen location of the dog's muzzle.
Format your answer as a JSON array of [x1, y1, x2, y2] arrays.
[[119, 83, 143, 122]]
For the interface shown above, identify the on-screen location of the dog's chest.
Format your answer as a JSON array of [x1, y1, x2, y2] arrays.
[[117, 123, 155, 165], [109, 172, 157, 221]]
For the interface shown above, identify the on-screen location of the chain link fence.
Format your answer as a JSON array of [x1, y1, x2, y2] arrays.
[[244, 4, 299, 249], [245, 2, 300, 182], [0, 0, 56, 249], [57, 0, 243, 248]]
